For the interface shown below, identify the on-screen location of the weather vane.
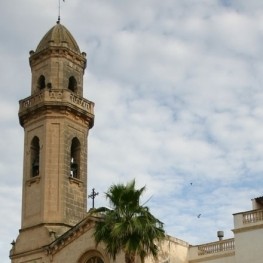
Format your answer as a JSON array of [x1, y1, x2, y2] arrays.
[[57, 0, 65, 23], [88, 188, 99, 209]]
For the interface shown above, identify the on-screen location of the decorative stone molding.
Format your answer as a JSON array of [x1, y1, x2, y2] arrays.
[[26, 176, 41, 186], [68, 176, 83, 187]]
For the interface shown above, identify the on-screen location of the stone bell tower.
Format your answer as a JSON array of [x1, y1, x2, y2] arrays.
[[11, 21, 94, 260]]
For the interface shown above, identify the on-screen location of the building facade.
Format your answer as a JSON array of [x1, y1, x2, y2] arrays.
[[10, 22, 263, 263]]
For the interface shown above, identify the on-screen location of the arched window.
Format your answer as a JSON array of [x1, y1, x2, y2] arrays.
[[78, 250, 105, 263], [37, 75, 46, 90], [70, 137, 80, 178], [86, 257, 104, 263], [68, 76, 77, 92], [31, 136, 40, 177]]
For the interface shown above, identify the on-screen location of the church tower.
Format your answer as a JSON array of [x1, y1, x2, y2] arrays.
[[11, 21, 94, 259]]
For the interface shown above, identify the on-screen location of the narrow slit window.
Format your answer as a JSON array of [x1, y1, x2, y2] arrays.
[[31, 136, 40, 177], [70, 137, 80, 178], [68, 76, 77, 92], [37, 75, 46, 90]]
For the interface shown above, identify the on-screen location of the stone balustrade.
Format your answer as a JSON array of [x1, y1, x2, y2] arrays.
[[189, 238, 235, 261], [197, 238, 235, 255], [243, 209, 263, 224], [234, 208, 263, 229], [19, 89, 94, 114]]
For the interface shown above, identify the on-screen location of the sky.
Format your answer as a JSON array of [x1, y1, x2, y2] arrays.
[[0, 0, 263, 262]]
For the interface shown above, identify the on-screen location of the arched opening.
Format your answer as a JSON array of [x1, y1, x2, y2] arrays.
[[78, 250, 105, 263], [37, 75, 46, 90], [86, 257, 104, 263], [31, 136, 40, 177], [70, 137, 80, 178], [68, 76, 77, 92]]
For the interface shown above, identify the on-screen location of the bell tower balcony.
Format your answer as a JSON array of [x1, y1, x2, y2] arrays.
[[18, 88, 94, 128]]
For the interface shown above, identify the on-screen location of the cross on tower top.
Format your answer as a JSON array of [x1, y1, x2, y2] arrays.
[[57, 0, 65, 24]]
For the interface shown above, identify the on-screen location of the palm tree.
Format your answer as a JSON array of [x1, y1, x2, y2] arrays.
[[92, 179, 165, 263]]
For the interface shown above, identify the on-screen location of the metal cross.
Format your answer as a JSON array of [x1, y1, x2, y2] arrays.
[[88, 188, 99, 209]]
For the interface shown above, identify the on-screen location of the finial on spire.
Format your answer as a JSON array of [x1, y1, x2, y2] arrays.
[[57, 0, 65, 24]]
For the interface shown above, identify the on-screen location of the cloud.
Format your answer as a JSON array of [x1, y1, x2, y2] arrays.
[[1, 1, 263, 262]]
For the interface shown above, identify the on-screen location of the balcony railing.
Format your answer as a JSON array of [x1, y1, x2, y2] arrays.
[[243, 209, 263, 224], [19, 89, 94, 114], [197, 238, 235, 255]]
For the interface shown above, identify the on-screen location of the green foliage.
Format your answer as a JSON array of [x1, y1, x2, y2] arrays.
[[92, 179, 165, 263]]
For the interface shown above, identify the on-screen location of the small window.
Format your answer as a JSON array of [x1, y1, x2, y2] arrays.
[[70, 137, 80, 178], [31, 136, 40, 177], [68, 76, 77, 92], [37, 75, 46, 90]]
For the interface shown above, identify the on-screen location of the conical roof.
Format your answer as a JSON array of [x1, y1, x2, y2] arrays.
[[35, 22, 80, 53]]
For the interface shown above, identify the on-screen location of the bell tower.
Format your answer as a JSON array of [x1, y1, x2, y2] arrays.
[[11, 21, 94, 259]]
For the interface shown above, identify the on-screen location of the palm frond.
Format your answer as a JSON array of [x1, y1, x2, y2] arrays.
[[92, 179, 165, 263]]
